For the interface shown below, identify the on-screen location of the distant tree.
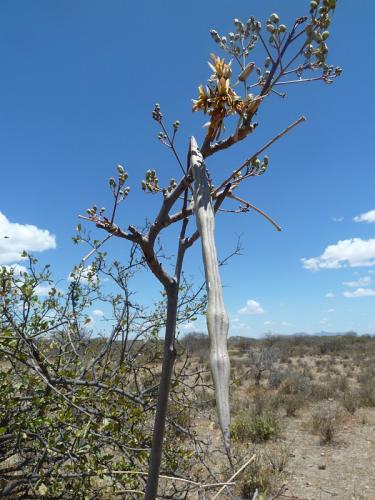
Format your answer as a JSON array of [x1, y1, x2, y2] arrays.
[[249, 344, 279, 386]]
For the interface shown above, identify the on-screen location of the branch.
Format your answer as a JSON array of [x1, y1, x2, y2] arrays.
[[228, 193, 282, 231], [212, 454, 256, 500], [201, 122, 258, 159], [213, 116, 306, 196]]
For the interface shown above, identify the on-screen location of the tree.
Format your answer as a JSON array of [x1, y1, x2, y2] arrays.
[[79, 2, 341, 497], [0, 0, 341, 500]]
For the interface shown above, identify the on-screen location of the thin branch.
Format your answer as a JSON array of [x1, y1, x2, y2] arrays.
[[212, 454, 256, 500], [82, 234, 113, 263], [159, 120, 186, 176], [213, 116, 306, 196], [274, 75, 329, 85], [228, 193, 282, 231]]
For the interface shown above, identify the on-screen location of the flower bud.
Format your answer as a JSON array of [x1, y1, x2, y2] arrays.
[[270, 13, 279, 23]]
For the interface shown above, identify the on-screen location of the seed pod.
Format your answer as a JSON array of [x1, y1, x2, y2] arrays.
[[238, 62, 255, 82], [190, 136, 231, 451]]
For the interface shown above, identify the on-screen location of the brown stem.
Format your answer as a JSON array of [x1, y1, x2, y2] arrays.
[[144, 280, 178, 500]]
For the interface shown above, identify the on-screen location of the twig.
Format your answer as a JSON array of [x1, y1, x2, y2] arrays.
[[213, 116, 306, 196], [82, 234, 113, 262], [228, 193, 282, 231], [274, 76, 328, 85], [110, 470, 235, 490], [212, 454, 256, 500]]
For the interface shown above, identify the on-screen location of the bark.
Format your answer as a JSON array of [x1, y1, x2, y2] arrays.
[[190, 136, 231, 451], [144, 280, 178, 500]]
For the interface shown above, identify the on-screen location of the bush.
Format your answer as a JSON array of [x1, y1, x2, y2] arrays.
[[231, 412, 280, 443], [284, 393, 305, 417], [238, 458, 273, 498], [265, 442, 290, 473], [358, 380, 375, 407], [341, 390, 360, 415], [310, 382, 336, 401], [268, 369, 286, 389], [280, 372, 311, 397], [311, 402, 344, 444]]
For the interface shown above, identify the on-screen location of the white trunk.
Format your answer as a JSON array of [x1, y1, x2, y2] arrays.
[[190, 136, 231, 450]]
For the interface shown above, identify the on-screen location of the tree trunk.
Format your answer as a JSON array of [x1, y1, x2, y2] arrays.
[[144, 280, 178, 500]]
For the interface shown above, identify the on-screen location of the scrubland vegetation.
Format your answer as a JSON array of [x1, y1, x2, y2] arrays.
[[183, 332, 375, 498], [2, 270, 374, 500]]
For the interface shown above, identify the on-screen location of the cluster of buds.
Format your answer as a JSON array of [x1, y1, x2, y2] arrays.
[[310, 0, 336, 15], [86, 205, 98, 217], [246, 155, 270, 176], [158, 131, 168, 142], [109, 165, 130, 200], [117, 164, 128, 186], [152, 103, 162, 122], [165, 178, 177, 194], [305, 0, 338, 67], [210, 16, 261, 60], [322, 65, 342, 84], [141, 169, 160, 193], [266, 13, 287, 44]]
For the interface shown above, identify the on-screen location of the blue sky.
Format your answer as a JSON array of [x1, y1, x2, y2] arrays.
[[0, 0, 374, 337]]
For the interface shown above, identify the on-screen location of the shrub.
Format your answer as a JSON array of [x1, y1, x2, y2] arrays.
[[341, 390, 360, 415], [311, 402, 344, 444], [334, 375, 349, 392], [280, 372, 311, 397], [268, 369, 286, 389], [231, 412, 280, 443], [310, 382, 336, 401], [284, 393, 305, 417], [238, 458, 273, 498], [265, 442, 290, 473], [358, 379, 375, 407]]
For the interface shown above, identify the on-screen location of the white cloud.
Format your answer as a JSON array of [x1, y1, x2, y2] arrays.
[[327, 308, 335, 313], [343, 276, 372, 288], [35, 284, 54, 296], [0, 212, 56, 265], [302, 238, 375, 271], [238, 299, 264, 315], [331, 216, 344, 223], [281, 321, 292, 327], [35, 284, 63, 297], [179, 322, 196, 332], [325, 292, 335, 298], [92, 309, 104, 318], [343, 288, 375, 298], [353, 209, 375, 224], [264, 320, 273, 325]]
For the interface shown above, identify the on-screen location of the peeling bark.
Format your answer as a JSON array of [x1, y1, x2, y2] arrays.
[[190, 136, 231, 451]]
